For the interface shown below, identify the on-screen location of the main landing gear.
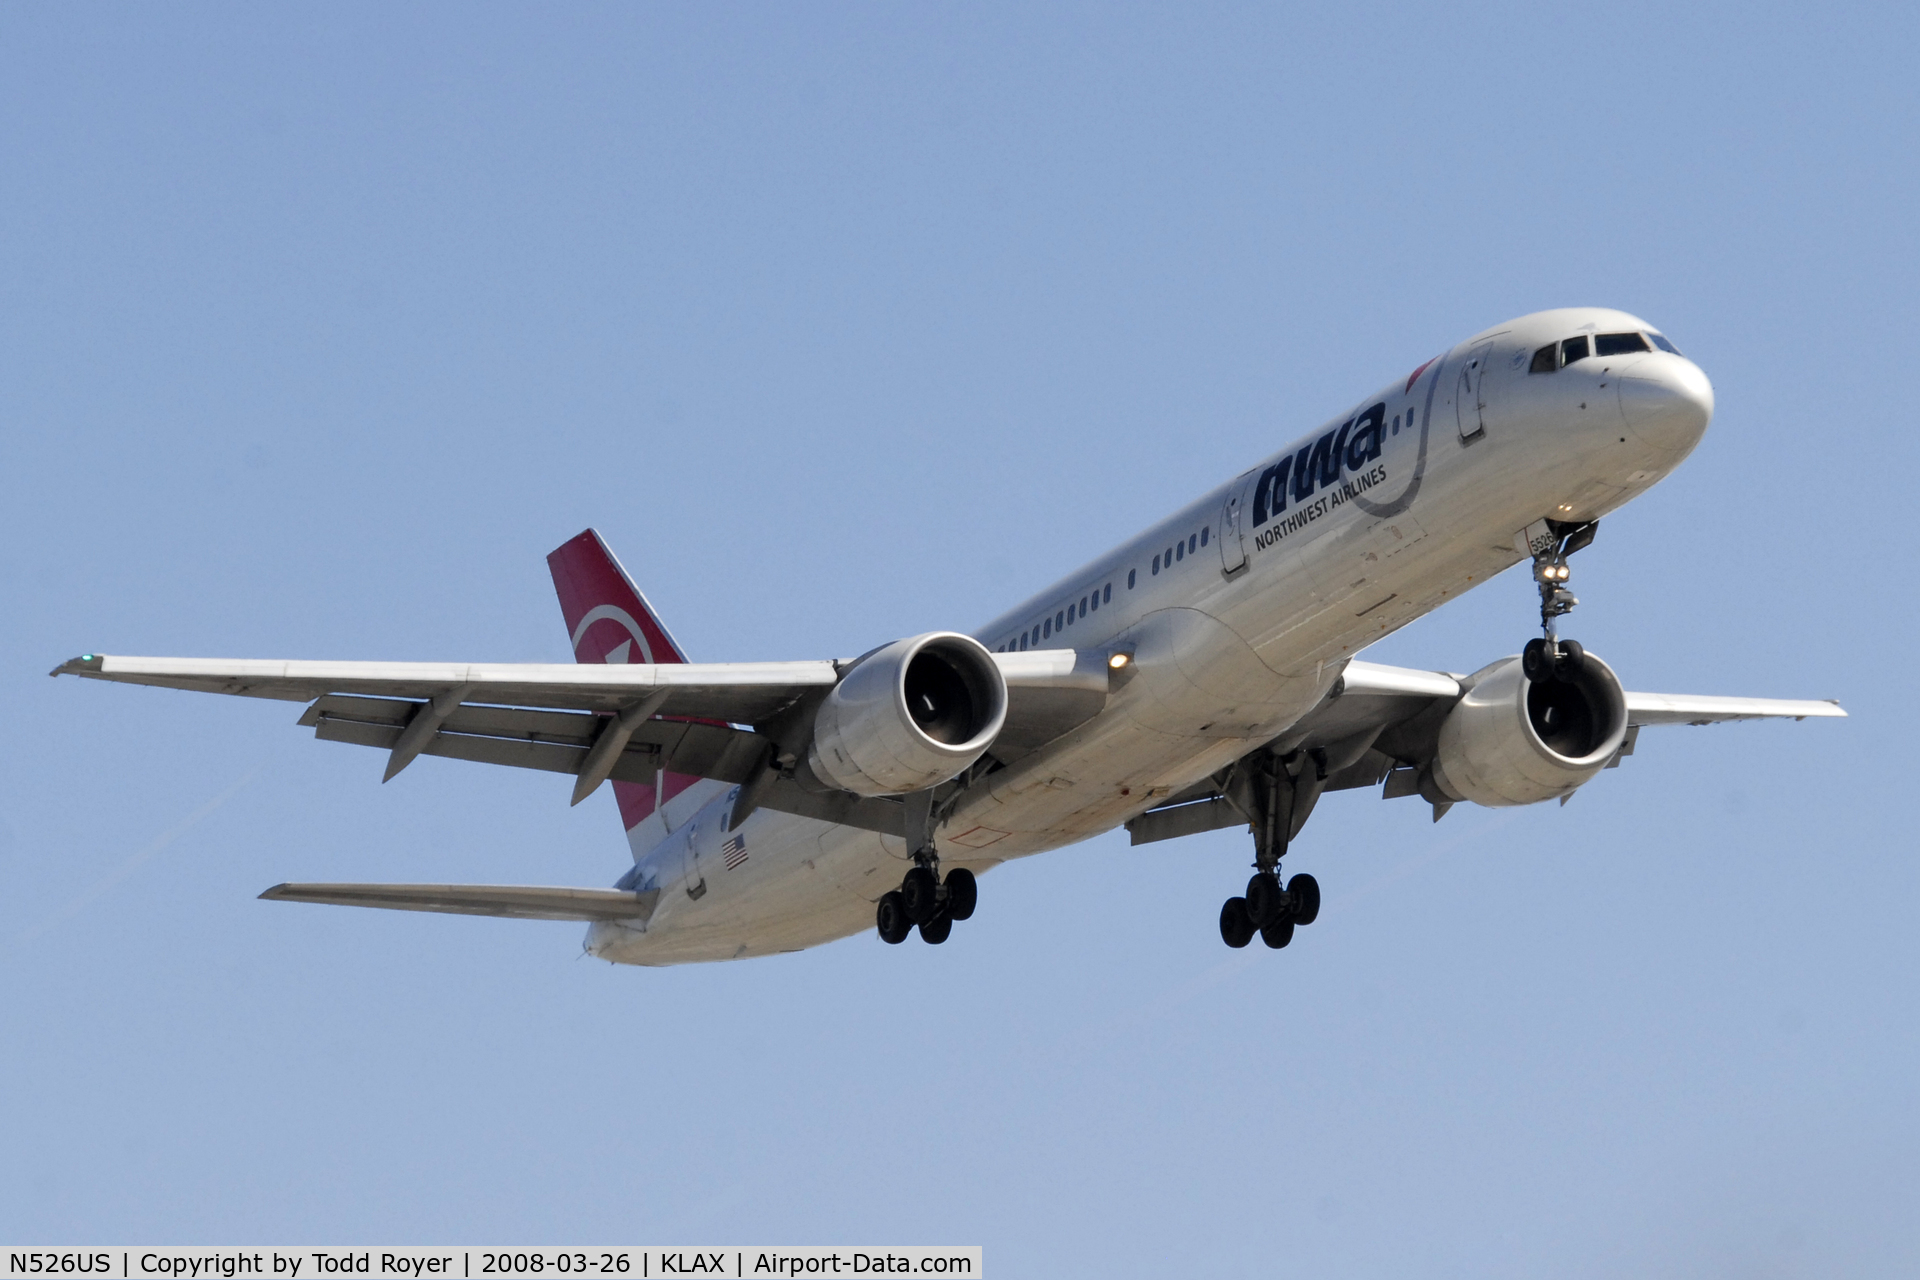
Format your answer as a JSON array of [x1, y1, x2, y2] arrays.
[[1218, 750, 1324, 950], [876, 788, 977, 945], [876, 864, 976, 945], [1220, 871, 1320, 950]]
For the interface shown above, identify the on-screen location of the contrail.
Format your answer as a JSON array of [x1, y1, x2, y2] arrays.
[[12, 770, 260, 947]]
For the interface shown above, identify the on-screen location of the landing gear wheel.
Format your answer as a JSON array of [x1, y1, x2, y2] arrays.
[[1286, 873, 1320, 926], [1554, 638, 1586, 680], [876, 892, 911, 945], [918, 913, 953, 945], [1523, 638, 1553, 683], [1245, 873, 1284, 928], [900, 866, 940, 923], [943, 867, 977, 921], [1219, 897, 1255, 948], [1260, 916, 1295, 949]]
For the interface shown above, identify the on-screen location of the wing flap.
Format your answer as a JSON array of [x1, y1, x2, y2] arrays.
[[298, 694, 908, 836], [303, 694, 771, 786], [259, 882, 659, 921]]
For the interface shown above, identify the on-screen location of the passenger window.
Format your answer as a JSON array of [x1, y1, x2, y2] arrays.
[[1089, 592, 1098, 613], [1079, 598, 1087, 617], [1152, 555, 1160, 574], [1648, 332, 1683, 355], [1560, 335, 1591, 366], [1164, 546, 1173, 564], [1175, 542, 1184, 562], [1200, 527, 1209, 547], [1529, 344, 1558, 374], [1595, 332, 1650, 357], [1126, 570, 1136, 589], [1105, 583, 1113, 602], [1043, 618, 1051, 639]]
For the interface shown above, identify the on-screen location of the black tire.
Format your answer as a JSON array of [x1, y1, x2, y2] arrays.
[[1260, 916, 1295, 949], [919, 913, 953, 945], [1287, 873, 1321, 926], [1523, 638, 1552, 683], [1219, 897, 1255, 948], [1245, 873, 1283, 927], [876, 892, 911, 945], [943, 867, 978, 921], [1555, 638, 1587, 680], [901, 866, 939, 923]]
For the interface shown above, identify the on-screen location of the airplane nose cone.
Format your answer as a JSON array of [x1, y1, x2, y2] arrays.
[[1616, 357, 1713, 459]]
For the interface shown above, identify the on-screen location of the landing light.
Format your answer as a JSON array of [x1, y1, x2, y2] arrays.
[[1108, 652, 1132, 670]]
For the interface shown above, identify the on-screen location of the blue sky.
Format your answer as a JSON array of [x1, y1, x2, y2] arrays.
[[4, 4, 1915, 1274]]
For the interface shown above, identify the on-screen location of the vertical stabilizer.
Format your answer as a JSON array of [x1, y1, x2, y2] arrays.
[[546, 529, 719, 856]]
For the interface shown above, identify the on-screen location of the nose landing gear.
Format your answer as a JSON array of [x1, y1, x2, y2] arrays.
[[1523, 518, 1598, 682]]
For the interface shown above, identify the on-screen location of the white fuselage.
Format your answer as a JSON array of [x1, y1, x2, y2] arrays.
[[588, 307, 1714, 965]]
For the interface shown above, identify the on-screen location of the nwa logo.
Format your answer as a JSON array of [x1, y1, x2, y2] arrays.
[[1250, 401, 1392, 548]]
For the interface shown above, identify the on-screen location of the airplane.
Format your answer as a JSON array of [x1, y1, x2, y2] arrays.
[[52, 307, 1845, 964]]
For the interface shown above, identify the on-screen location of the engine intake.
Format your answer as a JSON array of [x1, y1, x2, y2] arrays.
[[808, 632, 1008, 797], [1431, 651, 1628, 807]]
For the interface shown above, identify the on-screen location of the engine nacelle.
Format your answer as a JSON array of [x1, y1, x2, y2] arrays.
[[1431, 651, 1629, 807], [807, 632, 1008, 797]]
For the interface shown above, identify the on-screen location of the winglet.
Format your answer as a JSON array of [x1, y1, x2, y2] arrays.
[[50, 654, 104, 678]]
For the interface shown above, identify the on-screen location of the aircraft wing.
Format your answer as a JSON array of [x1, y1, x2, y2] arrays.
[[50, 649, 1111, 838], [260, 882, 658, 921], [1620, 690, 1846, 726], [1126, 657, 1846, 845]]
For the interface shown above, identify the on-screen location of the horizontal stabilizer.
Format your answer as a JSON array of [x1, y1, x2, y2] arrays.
[[259, 882, 658, 922]]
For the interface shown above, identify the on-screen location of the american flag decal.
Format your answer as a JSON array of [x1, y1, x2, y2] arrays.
[[722, 834, 748, 870]]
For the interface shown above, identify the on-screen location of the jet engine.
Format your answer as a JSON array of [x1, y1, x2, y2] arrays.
[[808, 632, 1008, 797], [1430, 650, 1628, 807]]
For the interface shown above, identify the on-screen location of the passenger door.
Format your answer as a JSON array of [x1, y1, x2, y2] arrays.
[[1455, 341, 1494, 443], [1218, 470, 1255, 577]]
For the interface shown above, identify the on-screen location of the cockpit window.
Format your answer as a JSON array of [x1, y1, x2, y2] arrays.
[[1534, 330, 1672, 373], [1594, 332, 1651, 357]]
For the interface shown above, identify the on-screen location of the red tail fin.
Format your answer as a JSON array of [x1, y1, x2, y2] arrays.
[[547, 529, 690, 667], [546, 529, 697, 837]]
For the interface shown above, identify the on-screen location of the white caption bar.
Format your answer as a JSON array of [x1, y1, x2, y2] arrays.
[[2, 1251, 981, 1280]]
